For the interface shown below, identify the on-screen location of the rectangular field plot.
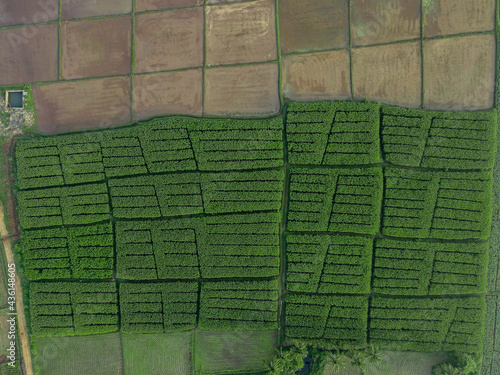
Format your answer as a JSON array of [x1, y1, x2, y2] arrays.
[[382, 169, 493, 239], [285, 294, 368, 349], [199, 280, 279, 331], [286, 101, 380, 165], [34, 333, 122, 375], [116, 213, 280, 280], [30, 282, 118, 336], [194, 330, 276, 374], [17, 183, 110, 229], [482, 296, 500, 375], [369, 296, 485, 353], [120, 282, 198, 334], [109, 169, 284, 219], [373, 239, 488, 295], [286, 234, 372, 294], [122, 332, 192, 375], [287, 167, 383, 234], [381, 107, 497, 169], [18, 223, 114, 280]]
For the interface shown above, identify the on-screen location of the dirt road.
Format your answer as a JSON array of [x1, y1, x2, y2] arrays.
[[0, 203, 33, 375]]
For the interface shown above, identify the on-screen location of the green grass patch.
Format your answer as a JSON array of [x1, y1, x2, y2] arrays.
[[121, 332, 192, 375], [194, 330, 276, 374], [33, 333, 122, 375]]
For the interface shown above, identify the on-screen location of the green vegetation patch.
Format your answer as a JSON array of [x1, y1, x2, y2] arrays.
[[29, 282, 118, 336], [285, 294, 368, 349], [286, 234, 372, 294], [116, 212, 280, 280], [17, 223, 114, 280], [381, 106, 497, 169], [287, 167, 383, 234], [286, 101, 381, 165], [373, 239, 488, 295], [120, 282, 198, 334], [33, 333, 122, 375], [122, 332, 192, 375], [382, 169, 493, 240], [369, 296, 485, 353], [194, 330, 276, 374], [199, 280, 279, 331], [482, 295, 500, 374]]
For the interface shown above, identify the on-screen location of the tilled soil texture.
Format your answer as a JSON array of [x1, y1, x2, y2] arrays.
[[423, 34, 495, 110], [278, 0, 349, 53], [135, 0, 202, 12], [204, 63, 280, 116], [61, 0, 132, 20], [351, 0, 421, 46], [0, 24, 58, 85], [0, 0, 59, 27], [134, 7, 204, 73], [205, 0, 277, 66], [282, 50, 351, 101], [33, 76, 132, 133], [61, 16, 132, 80], [423, 0, 495, 37], [133, 68, 203, 121], [352, 41, 422, 108]]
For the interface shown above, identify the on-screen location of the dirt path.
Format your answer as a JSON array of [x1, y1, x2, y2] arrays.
[[0, 203, 33, 375]]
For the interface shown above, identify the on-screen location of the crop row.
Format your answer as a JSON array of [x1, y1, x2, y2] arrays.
[[14, 102, 496, 191], [14, 118, 284, 189], [286, 101, 381, 165], [116, 212, 280, 280], [381, 106, 497, 170], [29, 280, 279, 336], [285, 294, 485, 353], [287, 167, 383, 234], [482, 295, 500, 374], [17, 223, 114, 280]]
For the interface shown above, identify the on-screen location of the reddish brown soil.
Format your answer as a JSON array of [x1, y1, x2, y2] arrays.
[[133, 68, 202, 120], [204, 63, 280, 116], [352, 41, 421, 108], [134, 8, 204, 73], [136, 0, 202, 12], [424, 0, 495, 37], [0, 0, 58, 27], [205, 0, 277, 65], [283, 50, 351, 101], [278, 0, 349, 53], [351, 0, 421, 46], [424, 34, 495, 110], [0, 24, 58, 85], [61, 0, 132, 20], [61, 16, 132, 79], [33, 77, 132, 133]]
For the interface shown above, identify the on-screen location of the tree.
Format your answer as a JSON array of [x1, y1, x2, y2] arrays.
[[325, 349, 345, 373], [433, 363, 461, 375], [265, 341, 308, 375], [366, 345, 382, 364]]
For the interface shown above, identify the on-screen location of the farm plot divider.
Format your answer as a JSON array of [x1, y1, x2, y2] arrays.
[[13, 101, 497, 354]]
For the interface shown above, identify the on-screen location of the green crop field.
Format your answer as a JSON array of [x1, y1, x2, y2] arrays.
[[121, 332, 192, 375], [10, 100, 498, 372], [33, 333, 122, 375]]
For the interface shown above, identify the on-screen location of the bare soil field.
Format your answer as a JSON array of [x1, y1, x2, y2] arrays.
[[133, 68, 202, 120], [351, 0, 421, 46], [352, 41, 421, 108], [424, 0, 495, 37], [0, 24, 58, 85], [61, 0, 132, 20], [205, 0, 277, 66], [136, 0, 202, 12], [33, 76, 131, 133], [423, 34, 495, 110], [282, 50, 351, 101], [0, 0, 58, 27], [61, 16, 132, 80], [204, 63, 280, 116], [134, 8, 203, 73], [278, 0, 349, 53]]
